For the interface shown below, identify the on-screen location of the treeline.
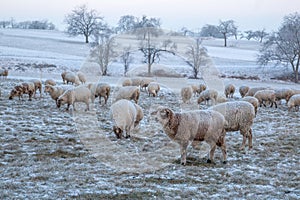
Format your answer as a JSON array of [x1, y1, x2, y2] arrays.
[[0, 18, 55, 30]]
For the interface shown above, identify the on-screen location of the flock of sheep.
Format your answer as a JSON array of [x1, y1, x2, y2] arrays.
[[4, 70, 300, 165]]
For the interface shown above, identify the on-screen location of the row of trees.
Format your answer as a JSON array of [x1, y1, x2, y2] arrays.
[[64, 5, 300, 82], [0, 18, 55, 30]]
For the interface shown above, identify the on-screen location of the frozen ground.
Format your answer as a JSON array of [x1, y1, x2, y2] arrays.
[[0, 29, 299, 199]]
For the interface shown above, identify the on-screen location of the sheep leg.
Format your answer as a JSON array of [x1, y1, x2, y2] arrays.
[[248, 129, 253, 149], [180, 142, 189, 165], [240, 132, 247, 150], [72, 103, 76, 111], [207, 144, 216, 163]]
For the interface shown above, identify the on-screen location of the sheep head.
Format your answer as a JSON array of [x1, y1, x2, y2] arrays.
[[113, 126, 123, 139]]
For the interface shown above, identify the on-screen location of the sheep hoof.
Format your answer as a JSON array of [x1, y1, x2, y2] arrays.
[[181, 162, 186, 166], [207, 159, 212, 163], [223, 161, 227, 164], [125, 135, 130, 139]]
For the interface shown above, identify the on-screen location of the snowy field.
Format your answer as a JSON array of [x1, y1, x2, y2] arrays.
[[0, 29, 299, 199]]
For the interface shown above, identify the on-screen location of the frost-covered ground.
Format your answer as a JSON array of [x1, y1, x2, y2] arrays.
[[0, 29, 299, 199]]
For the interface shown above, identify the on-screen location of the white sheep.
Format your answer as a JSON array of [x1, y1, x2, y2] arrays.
[[140, 78, 155, 91], [77, 71, 87, 84], [197, 89, 218, 105], [241, 96, 259, 115], [57, 85, 91, 111], [274, 88, 294, 104], [287, 94, 300, 111], [62, 71, 80, 85], [209, 101, 256, 150], [31, 79, 42, 98], [44, 85, 74, 107], [110, 99, 143, 138], [87, 82, 111, 104], [122, 78, 132, 86], [254, 89, 277, 108], [45, 79, 56, 86], [114, 86, 140, 104], [225, 83, 235, 98], [239, 85, 250, 98], [191, 83, 206, 96], [152, 106, 227, 165], [245, 87, 268, 97], [180, 86, 193, 103], [147, 82, 160, 97]]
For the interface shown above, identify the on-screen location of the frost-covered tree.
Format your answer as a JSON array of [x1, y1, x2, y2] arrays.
[[116, 15, 137, 33], [258, 12, 300, 83], [64, 4, 104, 43], [120, 46, 133, 76], [218, 20, 238, 47], [200, 24, 222, 38]]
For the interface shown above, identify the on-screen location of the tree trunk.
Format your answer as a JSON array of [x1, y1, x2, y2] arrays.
[[295, 70, 299, 83], [85, 35, 89, 43], [224, 33, 227, 47], [148, 63, 151, 76]]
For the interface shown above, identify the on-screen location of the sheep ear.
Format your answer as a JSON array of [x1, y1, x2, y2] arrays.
[[161, 108, 172, 118]]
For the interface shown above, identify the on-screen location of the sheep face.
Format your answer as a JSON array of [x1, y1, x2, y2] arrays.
[[113, 126, 123, 139], [57, 96, 68, 108], [153, 107, 173, 127]]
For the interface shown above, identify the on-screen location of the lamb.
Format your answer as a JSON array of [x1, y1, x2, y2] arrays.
[[225, 83, 235, 98], [77, 71, 87, 84], [45, 79, 56, 86], [57, 85, 91, 111], [180, 86, 193, 103], [191, 83, 206, 96], [209, 101, 256, 150], [253, 89, 277, 108], [110, 99, 143, 138], [287, 94, 300, 111], [241, 96, 259, 115], [44, 85, 74, 107], [61, 71, 80, 85], [114, 86, 140, 104], [274, 88, 294, 104], [239, 85, 250, 98], [152, 106, 227, 165], [245, 87, 268, 97], [147, 82, 160, 97], [87, 82, 111, 104], [197, 89, 218, 105], [0, 68, 8, 79], [140, 78, 155, 91], [31, 79, 42, 98], [9, 82, 35, 101]]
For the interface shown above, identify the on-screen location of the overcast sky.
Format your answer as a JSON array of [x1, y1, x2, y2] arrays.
[[1, 0, 299, 32]]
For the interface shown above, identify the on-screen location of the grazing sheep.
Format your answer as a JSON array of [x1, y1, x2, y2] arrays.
[[122, 78, 132, 86], [147, 82, 160, 97], [0, 68, 8, 79], [61, 71, 67, 84], [216, 95, 228, 104], [31, 79, 42, 98], [114, 86, 140, 104], [197, 89, 218, 105], [110, 99, 143, 138], [245, 87, 268, 97], [287, 94, 300, 111], [239, 85, 250, 98], [191, 83, 207, 96], [274, 88, 294, 104], [131, 77, 142, 86], [209, 101, 256, 150], [64, 72, 80, 85], [45, 79, 56, 86], [241, 96, 259, 115], [254, 89, 277, 108], [77, 71, 87, 84], [225, 84, 235, 98], [152, 106, 227, 165], [87, 82, 111, 104], [180, 86, 193, 103], [9, 82, 35, 101], [44, 85, 74, 107], [140, 78, 155, 91], [57, 86, 91, 111]]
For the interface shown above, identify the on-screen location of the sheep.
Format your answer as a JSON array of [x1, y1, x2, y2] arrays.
[[239, 85, 250, 98], [152, 106, 227, 165], [44, 85, 74, 107], [45, 79, 56, 86], [31, 79, 42, 98], [180, 86, 193, 103], [147, 82, 160, 97], [61, 71, 67, 84], [110, 99, 143, 138], [197, 89, 218, 105], [225, 83, 235, 98], [0, 68, 8, 79], [191, 83, 207, 96], [287, 94, 300, 111], [122, 78, 132, 86], [254, 89, 277, 108], [61, 71, 80, 85], [245, 87, 268, 97], [77, 71, 87, 84], [114, 86, 140, 104], [274, 88, 294, 104], [241, 96, 259, 115], [131, 77, 142, 86], [57, 85, 91, 111], [9, 82, 35, 101], [209, 101, 256, 150], [87, 82, 111, 104], [140, 78, 155, 91]]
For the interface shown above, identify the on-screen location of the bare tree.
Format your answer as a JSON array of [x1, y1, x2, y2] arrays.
[[218, 20, 238, 47], [200, 24, 222, 38], [258, 12, 300, 83], [120, 46, 133, 76], [186, 38, 208, 79], [64, 4, 104, 43], [116, 15, 137, 33], [243, 29, 268, 43]]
